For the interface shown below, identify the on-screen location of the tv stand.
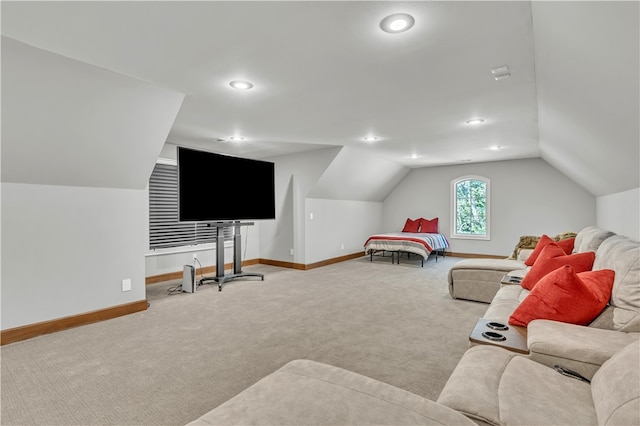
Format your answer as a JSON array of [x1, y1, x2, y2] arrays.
[[199, 221, 264, 291]]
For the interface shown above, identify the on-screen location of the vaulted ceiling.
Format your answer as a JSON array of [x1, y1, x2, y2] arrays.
[[2, 1, 638, 197]]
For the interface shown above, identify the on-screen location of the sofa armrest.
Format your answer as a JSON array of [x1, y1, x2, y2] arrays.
[[186, 359, 477, 425], [517, 248, 534, 262], [527, 319, 640, 379]]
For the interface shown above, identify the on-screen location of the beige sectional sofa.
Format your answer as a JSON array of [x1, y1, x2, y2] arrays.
[[472, 228, 640, 379], [433, 227, 640, 425], [188, 342, 639, 426], [186, 226, 640, 425], [447, 226, 616, 303]]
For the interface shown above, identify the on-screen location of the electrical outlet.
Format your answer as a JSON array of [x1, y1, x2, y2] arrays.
[[192, 253, 198, 261], [289, 248, 294, 256], [309, 213, 314, 220], [121, 278, 132, 292], [341, 243, 344, 250]]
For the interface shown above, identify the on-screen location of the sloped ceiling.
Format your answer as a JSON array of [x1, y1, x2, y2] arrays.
[[532, 1, 639, 197], [1, 38, 184, 190], [308, 147, 410, 201]]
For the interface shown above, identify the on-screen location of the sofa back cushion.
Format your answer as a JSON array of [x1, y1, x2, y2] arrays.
[[591, 341, 639, 425], [591, 235, 640, 332], [573, 226, 616, 254]]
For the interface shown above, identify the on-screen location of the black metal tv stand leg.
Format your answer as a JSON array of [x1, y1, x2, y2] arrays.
[[199, 222, 264, 291]]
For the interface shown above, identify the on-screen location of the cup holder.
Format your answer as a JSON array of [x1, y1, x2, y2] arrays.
[[486, 321, 509, 331], [482, 331, 506, 341]]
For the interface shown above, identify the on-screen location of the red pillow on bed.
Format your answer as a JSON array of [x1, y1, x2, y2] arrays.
[[419, 217, 439, 233], [402, 218, 421, 233]]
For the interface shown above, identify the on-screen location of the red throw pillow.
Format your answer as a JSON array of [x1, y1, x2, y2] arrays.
[[525, 234, 555, 266], [556, 237, 575, 255], [520, 244, 595, 290], [509, 265, 614, 327], [419, 217, 438, 233], [402, 218, 420, 233], [525, 235, 577, 266]]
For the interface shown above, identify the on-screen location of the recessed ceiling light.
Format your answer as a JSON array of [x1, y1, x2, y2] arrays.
[[380, 13, 415, 33], [229, 136, 245, 142], [229, 80, 253, 90], [363, 136, 378, 142], [409, 153, 422, 159], [466, 118, 485, 125], [489, 145, 502, 151]]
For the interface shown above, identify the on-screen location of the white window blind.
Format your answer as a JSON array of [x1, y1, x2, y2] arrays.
[[149, 162, 231, 249]]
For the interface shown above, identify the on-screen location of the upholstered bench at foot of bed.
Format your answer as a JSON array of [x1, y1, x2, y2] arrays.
[[448, 258, 527, 303]]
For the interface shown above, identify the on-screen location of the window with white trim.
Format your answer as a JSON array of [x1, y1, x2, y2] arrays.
[[148, 161, 231, 249], [450, 175, 490, 240]]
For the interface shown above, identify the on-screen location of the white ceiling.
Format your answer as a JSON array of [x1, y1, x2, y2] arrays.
[[1, 1, 638, 196]]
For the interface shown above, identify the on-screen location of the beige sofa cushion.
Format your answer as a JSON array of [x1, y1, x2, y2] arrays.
[[591, 341, 640, 425], [591, 235, 640, 332], [437, 345, 596, 425], [186, 359, 476, 425], [573, 226, 616, 254], [438, 341, 639, 426], [448, 258, 526, 303], [482, 284, 529, 323], [528, 319, 640, 379]]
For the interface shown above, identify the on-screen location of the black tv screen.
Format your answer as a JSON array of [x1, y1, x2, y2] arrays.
[[177, 147, 276, 222]]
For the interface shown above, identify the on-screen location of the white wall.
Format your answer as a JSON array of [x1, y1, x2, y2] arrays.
[[2, 38, 183, 331], [384, 158, 596, 256], [1, 183, 147, 330], [260, 148, 342, 264], [305, 199, 383, 264], [263, 147, 403, 265], [597, 188, 640, 241]]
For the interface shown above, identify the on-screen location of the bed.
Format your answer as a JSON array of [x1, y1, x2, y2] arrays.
[[363, 232, 449, 266], [363, 217, 449, 267]]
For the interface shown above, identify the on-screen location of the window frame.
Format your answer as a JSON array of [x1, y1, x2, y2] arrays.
[[450, 175, 490, 240]]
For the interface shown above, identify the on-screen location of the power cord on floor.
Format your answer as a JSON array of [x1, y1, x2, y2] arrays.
[[194, 258, 204, 285], [166, 284, 183, 295]]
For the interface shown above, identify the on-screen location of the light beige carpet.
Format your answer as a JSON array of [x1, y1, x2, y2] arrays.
[[1, 255, 487, 425]]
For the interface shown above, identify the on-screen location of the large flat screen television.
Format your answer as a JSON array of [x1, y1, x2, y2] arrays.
[[177, 146, 276, 222]]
